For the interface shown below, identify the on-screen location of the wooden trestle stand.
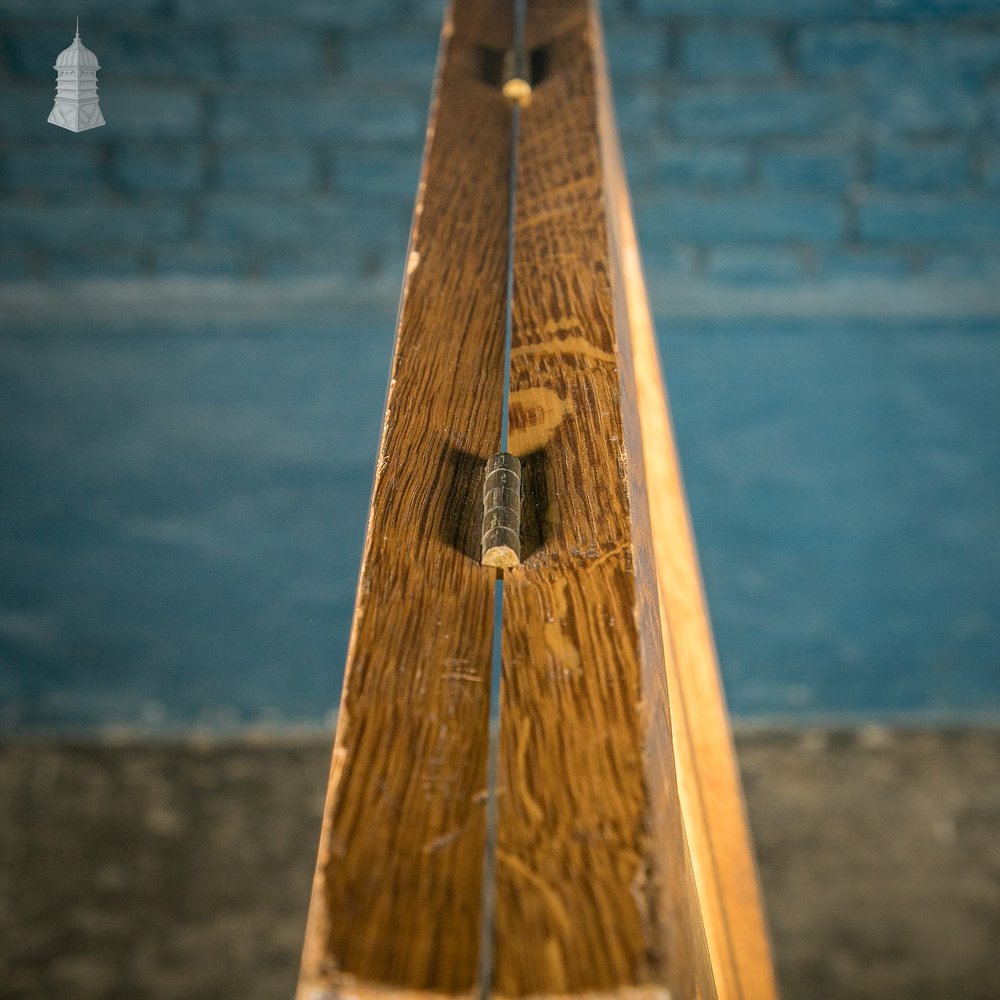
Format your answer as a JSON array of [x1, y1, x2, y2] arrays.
[[297, 2, 779, 998]]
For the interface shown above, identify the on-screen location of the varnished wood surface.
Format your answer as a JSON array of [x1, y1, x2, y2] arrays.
[[592, 15, 780, 1000], [297, 4, 515, 997], [495, 3, 714, 997]]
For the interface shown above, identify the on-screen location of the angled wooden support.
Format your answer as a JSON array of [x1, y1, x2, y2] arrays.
[[298, 2, 778, 999]]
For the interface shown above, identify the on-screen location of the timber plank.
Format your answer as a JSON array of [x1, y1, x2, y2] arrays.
[[297, 4, 514, 997], [495, 4, 715, 997]]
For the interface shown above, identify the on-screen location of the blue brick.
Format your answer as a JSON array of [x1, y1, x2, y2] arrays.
[[679, 29, 782, 81], [99, 86, 202, 139], [11, 26, 217, 81], [217, 147, 318, 191], [870, 0, 1000, 17], [0, 86, 74, 139], [334, 148, 422, 198], [984, 147, 1000, 190], [669, 88, 856, 140], [636, 192, 842, 243], [341, 34, 439, 84], [153, 245, 254, 278], [95, 30, 222, 78], [605, 29, 667, 79], [0, 247, 34, 280], [923, 252, 1000, 279], [622, 146, 648, 191], [261, 246, 368, 280], [819, 250, 913, 280], [638, 0, 854, 15], [868, 68, 984, 135], [409, 0, 448, 25], [797, 26, 905, 77], [2, 27, 87, 79], [707, 248, 805, 285], [924, 32, 1000, 86], [215, 90, 422, 142], [598, 0, 633, 21], [639, 245, 699, 276], [612, 86, 662, 139], [641, 143, 750, 187], [175, 0, 395, 25], [860, 196, 1000, 243], [0, 200, 189, 244], [3, 144, 104, 192], [0, 0, 158, 13], [113, 145, 204, 193], [226, 28, 325, 79], [3, 88, 61, 139], [817, 31, 994, 135], [761, 148, 855, 190], [801, 28, 1000, 90], [199, 194, 410, 250], [47, 249, 142, 279], [872, 142, 967, 189], [417, 0, 629, 21]]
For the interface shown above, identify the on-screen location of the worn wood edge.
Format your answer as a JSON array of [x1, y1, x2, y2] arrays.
[[297, 740, 350, 999], [618, 194, 780, 1000], [589, 9, 718, 999], [591, 10, 781, 1000]]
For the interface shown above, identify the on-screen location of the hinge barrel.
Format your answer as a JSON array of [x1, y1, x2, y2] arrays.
[[482, 452, 521, 568], [502, 46, 532, 106]]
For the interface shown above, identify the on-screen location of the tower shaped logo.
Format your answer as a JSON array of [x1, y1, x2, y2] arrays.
[[48, 20, 105, 132]]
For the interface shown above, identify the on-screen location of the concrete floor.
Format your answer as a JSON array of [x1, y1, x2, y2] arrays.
[[1, 728, 997, 999]]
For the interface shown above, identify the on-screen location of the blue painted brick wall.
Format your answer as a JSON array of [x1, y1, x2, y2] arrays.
[[0, 0, 997, 285], [217, 147, 319, 191], [1, 0, 1000, 728], [872, 141, 968, 190], [113, 145, 205, 193], [678, 28, 783, 80]]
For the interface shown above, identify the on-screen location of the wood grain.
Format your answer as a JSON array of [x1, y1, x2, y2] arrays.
[[297, 4, 514, 997], [592, 13, 781, 1000], [300, 1, 776, 998], [494, 3, 715, 997]]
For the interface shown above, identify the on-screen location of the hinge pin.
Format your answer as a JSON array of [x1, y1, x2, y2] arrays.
[[482, 452, 521, 568], [502, 47, 532, 107]]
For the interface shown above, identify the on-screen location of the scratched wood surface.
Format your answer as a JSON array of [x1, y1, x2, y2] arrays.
[[495, 2, 716, 997], [592, 14, 780, 999], [296, 3, 514, 997]]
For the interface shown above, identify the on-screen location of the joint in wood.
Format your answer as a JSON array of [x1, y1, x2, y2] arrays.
[[482, 452, 521, 568]]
